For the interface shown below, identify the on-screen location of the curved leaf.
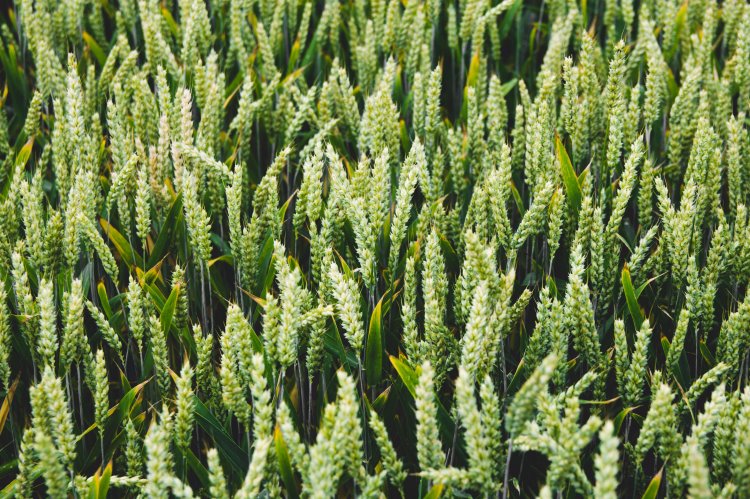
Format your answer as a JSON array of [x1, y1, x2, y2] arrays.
[[641, 469, 663, 499], [390, 355, 418, 398], [365, 298, 383, 386], [622, 266, 644, 330], [100, 217, 137, 269], [556, 134, 582, 216], [275, 425, 299, 499]]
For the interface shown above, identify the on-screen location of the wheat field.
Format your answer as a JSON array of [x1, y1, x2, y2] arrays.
[[0, 0, 749, 496]]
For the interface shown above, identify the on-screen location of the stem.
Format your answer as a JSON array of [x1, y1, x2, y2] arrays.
[[502, 439, 513, 499], [208, 263, 214, 333], [296, 361, 306, 439], [200, 260, 207, 333], [694, 328, 698, 379], [357, 361, 369, 463], [77, 363, 86, 455], [448, 422, 459, 467], [307, 376, 314, 437], [499, 333, 508, 396]]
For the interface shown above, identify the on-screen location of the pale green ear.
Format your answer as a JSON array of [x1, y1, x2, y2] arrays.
[[593, 420, 620, 499]]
